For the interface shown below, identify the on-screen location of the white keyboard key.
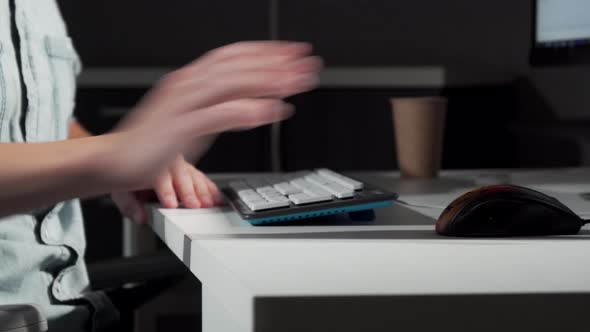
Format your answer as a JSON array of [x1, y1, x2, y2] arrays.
[[295, 179, 331, 195], [267, 196, 290, 203], [290, 178, 311, 190], [305, 174, 354, 198], [288, 193, 332, 205], [316, 169, 363, 190], [303, 186, 332, 199], [290, 179, 308, 191], [314, 182, 354, 198], [274, 182, 301, 195], [260, 192, 283, 200], [246, 200, 290, 211], [241, 195, 266, 203], [290, 179, 333, 200], [305, 174, 331, 185], [255, 187, 281, 199]]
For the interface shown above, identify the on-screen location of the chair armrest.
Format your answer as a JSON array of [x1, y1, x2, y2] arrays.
[[0, 304, 47, 332]]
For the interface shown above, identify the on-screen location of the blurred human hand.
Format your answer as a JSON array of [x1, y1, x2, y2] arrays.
[[100, 41, 321, 192], [111, 154, 222, 224]]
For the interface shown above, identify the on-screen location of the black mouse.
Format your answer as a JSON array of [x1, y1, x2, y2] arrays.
[[436, 184, 587, 237]]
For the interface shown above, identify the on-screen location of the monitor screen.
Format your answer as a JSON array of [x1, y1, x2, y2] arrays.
[[536, 0, 590, 47], [531, 0, 590, 65]]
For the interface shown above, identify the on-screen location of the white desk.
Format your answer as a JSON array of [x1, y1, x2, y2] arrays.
[[149, 169, 590, 332]]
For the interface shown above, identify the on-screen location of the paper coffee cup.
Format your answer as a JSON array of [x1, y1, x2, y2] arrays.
[[391, 96, 447, 178]]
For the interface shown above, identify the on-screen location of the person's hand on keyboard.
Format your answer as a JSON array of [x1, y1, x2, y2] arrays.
[[99, 41, 322, 196], [98, 41, 321, 224], [111, 154, 223, 225]]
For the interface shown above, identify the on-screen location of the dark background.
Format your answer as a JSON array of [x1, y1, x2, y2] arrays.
[[55, 1, 590, 261]]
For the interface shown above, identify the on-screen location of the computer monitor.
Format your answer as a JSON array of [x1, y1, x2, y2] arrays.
[[531, 0, 590, 66]]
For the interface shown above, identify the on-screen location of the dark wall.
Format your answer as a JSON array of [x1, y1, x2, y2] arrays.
[[279, 0, 529, 69], [282, 86, 518, 172], [58, 0, 590, 121], [58, 0, 590, 173], [60, 0, 529, 69], [61, 0, 532, 172], [58, 0, 270, 66]]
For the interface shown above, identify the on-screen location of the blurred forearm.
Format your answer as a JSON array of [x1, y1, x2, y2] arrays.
[[0, 134, 127, 217]]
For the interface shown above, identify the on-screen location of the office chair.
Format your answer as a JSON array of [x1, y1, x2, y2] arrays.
[[0, 249, 187, 332], [0, 304, 47, 332]]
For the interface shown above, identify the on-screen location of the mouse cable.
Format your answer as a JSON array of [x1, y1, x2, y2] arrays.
[[395, 199, 446, 210]]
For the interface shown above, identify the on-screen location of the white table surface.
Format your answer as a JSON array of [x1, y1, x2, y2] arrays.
[[149, 168, 590, 332]]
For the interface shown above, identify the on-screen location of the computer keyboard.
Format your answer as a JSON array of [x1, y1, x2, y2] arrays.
[[222, 169, 398, 225]]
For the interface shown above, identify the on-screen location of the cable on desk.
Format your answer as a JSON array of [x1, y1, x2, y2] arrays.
[[395, 199, 447, 210]]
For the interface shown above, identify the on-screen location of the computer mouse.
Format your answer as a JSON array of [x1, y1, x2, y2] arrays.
[[435, 185, 586, 237]]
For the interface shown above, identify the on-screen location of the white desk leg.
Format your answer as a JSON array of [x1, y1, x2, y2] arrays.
[[203, 286, 249, 332]]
